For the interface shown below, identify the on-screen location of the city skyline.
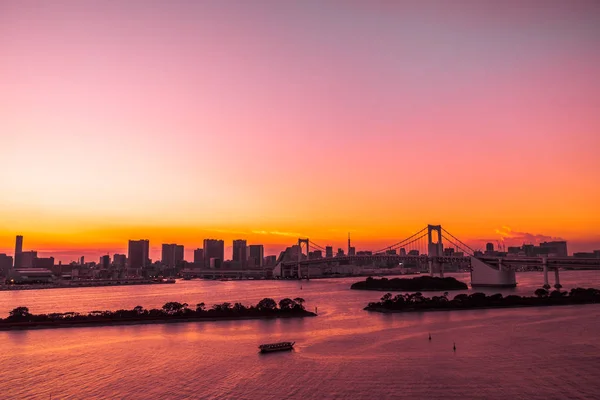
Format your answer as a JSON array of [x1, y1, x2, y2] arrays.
[[2, 2, 599, 262], [0, 226, 597, 265]]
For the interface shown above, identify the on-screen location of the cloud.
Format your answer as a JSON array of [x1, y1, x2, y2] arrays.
[[252, 230, 305, 238], [475, 226, 565, 248]]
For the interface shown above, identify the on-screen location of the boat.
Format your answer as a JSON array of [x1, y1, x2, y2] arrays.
[[258, 341, 295, 353]]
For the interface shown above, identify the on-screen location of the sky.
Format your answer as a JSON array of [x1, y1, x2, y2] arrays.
[[1, 1, 599, 262]]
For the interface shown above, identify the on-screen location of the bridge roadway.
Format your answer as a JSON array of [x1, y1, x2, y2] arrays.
[[280, 254, 600, 270]]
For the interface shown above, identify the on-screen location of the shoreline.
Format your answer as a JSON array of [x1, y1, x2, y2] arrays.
[[365, 302, 600, 313], [0, 280, 176, 291], [0, 312, 317, 331]]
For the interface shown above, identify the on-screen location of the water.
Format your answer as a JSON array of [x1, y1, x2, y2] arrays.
[[0, 271, 599, 399]]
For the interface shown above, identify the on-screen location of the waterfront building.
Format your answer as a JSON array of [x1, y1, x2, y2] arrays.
[[233, 240, 247, 268], [0, 254, 13, 275], [113, 254, 127, 268], [99, 255, 111, 268], [540, 241, 568, 257], [264, 255, 277, 266], [248, 244, 264, 267], [204, 239, 224, 268], [20, 251, 38, 269], [14, 235, 23, 268], [325, 246, 333, 258], [128, 240, 149, 270], [486, 243, 494, 254], [336, 248, 345, 257], [34, 257, 54, 269], [193, 248, 204, 266], [162, 244, 184, 267]]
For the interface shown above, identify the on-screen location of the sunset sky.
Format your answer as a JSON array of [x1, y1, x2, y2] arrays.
[[1, 1, 599, 262]]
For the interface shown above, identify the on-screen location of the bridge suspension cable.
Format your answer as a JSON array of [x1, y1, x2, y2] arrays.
[[308, 241, 328, 252], [373, 233, 427, 254], [370, 226, 428, 254], [441, 228, 476, 255], [441, 234, 474, 257]]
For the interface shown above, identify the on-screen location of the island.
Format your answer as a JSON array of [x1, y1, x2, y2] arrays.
[[351, 276, 468, 291], [0, 297, 315, 331], [364, 288, 600, 313]]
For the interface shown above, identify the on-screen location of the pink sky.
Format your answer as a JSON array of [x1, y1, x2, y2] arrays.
[[1, 1, 599, 262]]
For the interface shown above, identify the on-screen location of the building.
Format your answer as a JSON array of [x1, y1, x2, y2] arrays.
[[309, 250, 323, 259], [7, 268, 54, 284], [34, 257, 55, 269], [264, 255, 277, 266], [540, 241, 568, 257], [0, 254, 13, 276], [14, 235, 23, 268], [385, 249, 397, 255], [113, 254, 127, 268], [348, 247, 356, 256], [336, 248, 345, 257], [128, 240, 149, 270], [20, 251, 38, 268], [209, 258, 222, 269], [162, 244, 184, 267], [193, 248, 204, 266], [248, 244, 264, 267], [232, 240, 247, 268], [204, 239, 224, 268], [99, 255, 111, 268], [325, 246, 333, 258], [486, 243, 494, 253]]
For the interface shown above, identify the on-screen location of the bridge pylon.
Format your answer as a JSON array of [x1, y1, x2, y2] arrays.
[[297, 238, 310, 279], [427, 225, 444, 276]]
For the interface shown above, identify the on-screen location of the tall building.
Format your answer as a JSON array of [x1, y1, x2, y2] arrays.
[[193, 248, 204, 266], [20, 251, 38, 268], [540, 241, 568, 257], [248, 244, 264, 267], [80, 256, 85, 266], [0, 254, 13, 275], [325, 246, 333, 258], [348, 247, 356, 256], [99, 255, 111, 268], [233, 240, 247, 268], [14, 235, 23, 268], [113, 254, 127, 268], [264, 255, 277, 266], [128, 240, 149, 269], [203, 239, 224, 268], [162, 244, 184, 267], [485, 243, 494, 253]]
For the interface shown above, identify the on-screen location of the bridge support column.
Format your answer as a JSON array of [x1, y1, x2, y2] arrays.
[[542, 258, 550, 289], [428, 260, 433, 276], [439, 263, 444, 278], [554, 269, 562, 289]]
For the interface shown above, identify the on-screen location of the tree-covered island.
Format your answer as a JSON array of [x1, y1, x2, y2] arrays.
[[0, 297, 315, 331], [351, 276, 468, 291]]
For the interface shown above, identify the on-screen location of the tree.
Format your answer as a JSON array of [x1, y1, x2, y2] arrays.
[[257, 298, 277, 311], [196, 302, 206, 312], [293, 298, 306, 310], [133, 306, 145, 315], [233, 302, 246, 312], [162, 302, 185, 315], [279, 298, 296, 311], [380, 293, 393, 302], [9, 307, 31, 320], [535, 288, 549, 298]]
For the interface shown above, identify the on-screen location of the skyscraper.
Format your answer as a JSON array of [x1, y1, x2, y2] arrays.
[[162, 244, 184, 267], [193, 248, 204, 266], [14, 235, 23, 268], [325, 246, 333, 258], [113, 254, 127, 268], [233, 239, 247, 268], [20, 251, 38, 268], [99, 255, 111, 268], [248, 244, 264, 267], [128, 240, 149, 270], [203, 239, 224, 268]]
